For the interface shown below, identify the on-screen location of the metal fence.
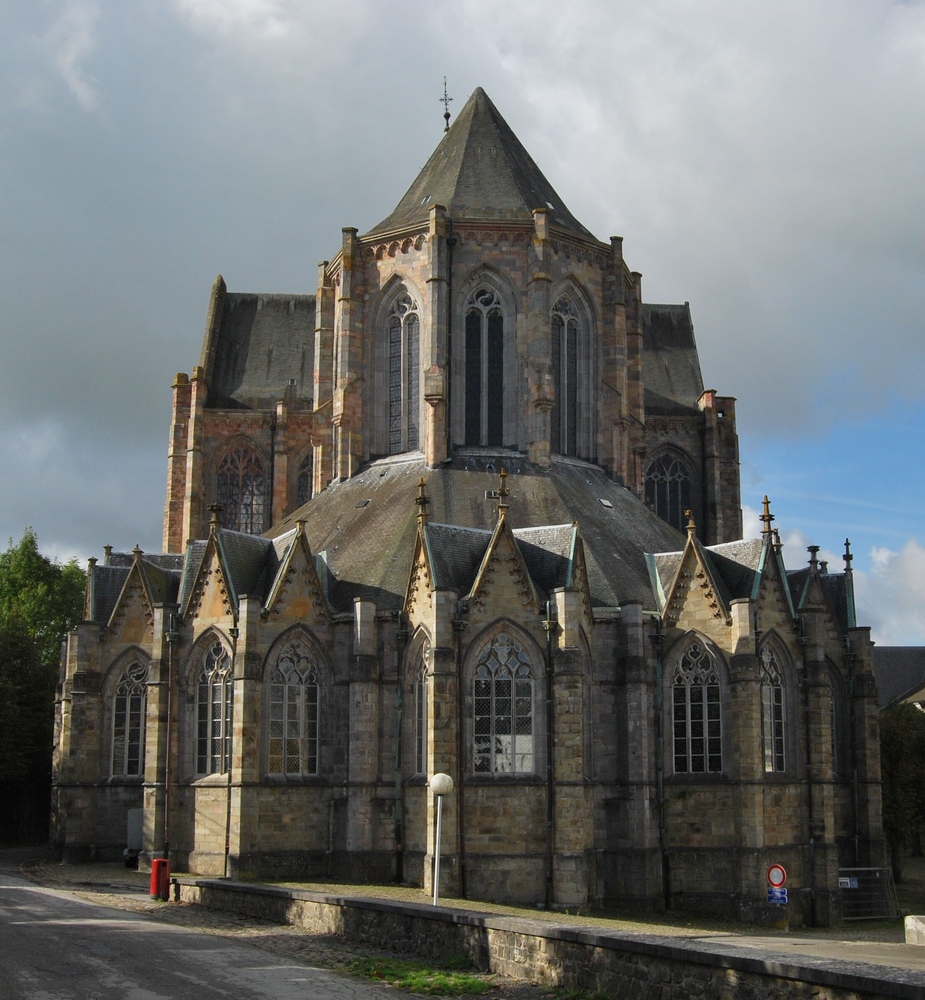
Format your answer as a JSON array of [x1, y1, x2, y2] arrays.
[[838, 867, 900, 920]]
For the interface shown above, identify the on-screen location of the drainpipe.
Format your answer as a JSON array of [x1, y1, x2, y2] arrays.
[[453, 606, 468, 898], [846, 638, 860, 866], [163, 613, 179, 861], [649, 618, 670, 909], [394, 616, 409, 883], [798, 614, 817, 926], [446, 223, 455, 458], [542, 601, 558, 909], [223, 623, 239, 880]]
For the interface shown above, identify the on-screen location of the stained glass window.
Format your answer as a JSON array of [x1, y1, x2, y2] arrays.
[[217, 445, 267, 534], [197, 639, 233, 775], [551, 297, 578, 456], [112, 660, 147, 776], [268, 638, 319, 776], [473, 632, 534, 774], [672, 642, 722, 773], [387, 294, 420, 454], [645, 453, 692, 533], [464, 287, 504, 446]]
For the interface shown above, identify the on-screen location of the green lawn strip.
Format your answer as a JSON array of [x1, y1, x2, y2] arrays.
[[348, 956, 491, 996]]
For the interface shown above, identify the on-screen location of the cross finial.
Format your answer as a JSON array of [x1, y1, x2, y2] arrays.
[[685, 509, 696, 536], [440, 77, 454, 132], [497, 468, 509, 518], [415, 477, 430, 524], [844, 538, 853, 572], [208, 503, 223, 532], [760, 495, 775, 535]]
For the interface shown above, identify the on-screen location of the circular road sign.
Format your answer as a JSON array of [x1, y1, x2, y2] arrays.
[[767, 864, 787, 888]]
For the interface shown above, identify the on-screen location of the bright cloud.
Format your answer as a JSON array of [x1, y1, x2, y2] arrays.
[[857, 539, 925, 646], [46, 1, 101, 112]]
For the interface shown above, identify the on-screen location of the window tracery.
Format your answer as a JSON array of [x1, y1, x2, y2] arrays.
[[387, 293, 420, 454], [672, 641, 722, 773], [268, 638, 319, 776], [296, 452, 313, 508], [464, 287, 504, 446], [111, 660, 147, 777], [196, 639, 233, 775], [645, 453, 692, 533], [551, 296, 579, 456], [217, 445, 267, 534], [473, 631, 534, 774], [760, 645, 786, 772]]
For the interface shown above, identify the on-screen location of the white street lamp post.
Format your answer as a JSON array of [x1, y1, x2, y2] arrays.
[[429, 772, 454, 906]]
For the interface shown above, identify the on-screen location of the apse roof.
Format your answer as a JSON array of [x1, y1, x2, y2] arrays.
[[268, 453, 686, 612], [366, 88, 595, 239]]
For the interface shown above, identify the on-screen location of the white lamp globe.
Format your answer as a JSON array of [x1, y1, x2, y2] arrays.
[[430, 772, 454, 796]]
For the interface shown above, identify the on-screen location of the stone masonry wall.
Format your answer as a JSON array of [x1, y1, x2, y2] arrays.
[[176, 880, 921, 1000]]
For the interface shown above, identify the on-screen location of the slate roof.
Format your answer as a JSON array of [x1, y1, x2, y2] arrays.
[[203, 292, 316, 409], [86, 553, 183, 626], [872, 647, 925, 707], [642, 303, 705, 416], [366, 88, 595, 239], [269, 453, 686, 613]]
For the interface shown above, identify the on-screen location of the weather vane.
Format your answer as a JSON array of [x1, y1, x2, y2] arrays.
[[440, 77, 453, 132]]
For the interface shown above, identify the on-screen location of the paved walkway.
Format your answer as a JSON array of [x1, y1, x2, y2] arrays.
[[13, 852, 925, 982]]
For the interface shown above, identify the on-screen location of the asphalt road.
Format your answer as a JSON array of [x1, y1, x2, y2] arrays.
[[0, 868, 397, 1000]]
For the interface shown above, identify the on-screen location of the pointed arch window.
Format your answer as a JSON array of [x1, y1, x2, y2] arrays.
[[111, 660, 147, 777], [473, 631, 534, 774], [268, 638, 319, 776], [760, 646, 786, 772], [388, 293, 420, 454], [296, 451, 313, 508], [217, 445, 267, 534], [464, 287, 504, 446], [196, 639, 233, 775], [414, 659, 428, 776], [645, 453, 692, 533], [672, 641, 722, 773], [551, 296, 579, 456]]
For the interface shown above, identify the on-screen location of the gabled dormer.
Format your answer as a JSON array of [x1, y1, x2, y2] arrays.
[[105, 547, 156, 645], [262, 521, 331, 627]]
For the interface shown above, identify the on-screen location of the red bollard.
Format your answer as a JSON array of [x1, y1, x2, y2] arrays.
[[149, 858, 171, 901]]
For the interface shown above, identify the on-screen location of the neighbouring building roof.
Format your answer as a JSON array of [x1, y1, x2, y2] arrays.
[[366, 88, 595, 239], [873, 646, 925, 707]]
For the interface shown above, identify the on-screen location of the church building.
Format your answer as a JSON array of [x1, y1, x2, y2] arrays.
[[52, 89, 883, 925]]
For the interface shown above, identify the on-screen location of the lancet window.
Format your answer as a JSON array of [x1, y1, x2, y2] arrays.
[[645, 453, 692, 533], [217, 444, 267, 534], [464, 287, 504, 446], [672, 641, 722, 773], [268, 638, 319, 776], [388, 293, 420, 454], [473, 632, 534, 774], [196, 639, 233, 775], [760, 645, 786, 772], [551, 296, 579, 456], [111, 660, 147, 777]]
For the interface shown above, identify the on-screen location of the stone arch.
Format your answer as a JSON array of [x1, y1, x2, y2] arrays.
[[452, 267, 520, 450]]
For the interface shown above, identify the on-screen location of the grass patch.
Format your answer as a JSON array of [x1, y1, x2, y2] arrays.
[[348, 956, 490, 996]]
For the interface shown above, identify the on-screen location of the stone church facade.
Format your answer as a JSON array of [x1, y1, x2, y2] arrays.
[[52, 89, 883, 925]]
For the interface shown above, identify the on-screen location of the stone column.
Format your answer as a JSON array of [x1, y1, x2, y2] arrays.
[[163, 373, 191, 552], [313, 261, 335, 496], [424, 205, 449, 466], [424, 643, 459, 895], [182, 365, 208, 544], [333, 228, 364, 482], [527, 209, 553, 467]]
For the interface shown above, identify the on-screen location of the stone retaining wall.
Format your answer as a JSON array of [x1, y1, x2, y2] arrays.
[[176, 879, 920, 999]]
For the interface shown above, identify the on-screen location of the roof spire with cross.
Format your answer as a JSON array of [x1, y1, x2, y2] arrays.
[[440, 77, 453, 132]]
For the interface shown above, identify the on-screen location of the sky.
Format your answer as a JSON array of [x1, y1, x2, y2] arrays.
[[1, 0, 923, 645]]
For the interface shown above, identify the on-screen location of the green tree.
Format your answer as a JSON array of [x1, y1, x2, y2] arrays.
[[879, 701, 925, 882], [0, 530, 85, 844]]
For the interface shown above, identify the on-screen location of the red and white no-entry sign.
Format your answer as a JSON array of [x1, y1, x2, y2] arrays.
[[766, 864, 787, 888]]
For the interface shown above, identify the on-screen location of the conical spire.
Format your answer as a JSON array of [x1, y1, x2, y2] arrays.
[[366, 88, 594, 238]]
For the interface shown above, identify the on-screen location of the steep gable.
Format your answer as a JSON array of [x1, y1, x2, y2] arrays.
[[263, 523, 330, 626], [661, 525, 730, 644], [106, 555, 155, 644], [467, 513, 541, 621]]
